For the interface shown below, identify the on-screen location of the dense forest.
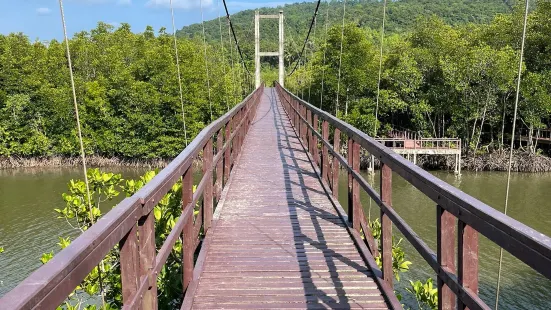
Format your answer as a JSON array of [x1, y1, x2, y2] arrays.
[[178, 0, 515, 67], [0, 24, 252, 159], [284, 1, 551, 155], [0, 0, 549, 162]]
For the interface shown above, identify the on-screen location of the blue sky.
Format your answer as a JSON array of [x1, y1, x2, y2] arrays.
[[0, 0, 297, 41]]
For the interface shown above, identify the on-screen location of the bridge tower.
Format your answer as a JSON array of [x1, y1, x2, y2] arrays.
[[255, 10, 285, 88]]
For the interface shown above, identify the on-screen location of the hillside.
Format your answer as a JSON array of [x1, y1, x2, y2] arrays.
[[177, 0, 513, 60]]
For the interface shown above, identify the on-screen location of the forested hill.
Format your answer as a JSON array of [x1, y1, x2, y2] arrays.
[[177, 0, 513, 54]]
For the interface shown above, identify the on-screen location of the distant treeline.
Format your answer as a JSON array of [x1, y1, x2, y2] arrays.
[[286, 2, 551, 154], [0, 23, 251, 159]]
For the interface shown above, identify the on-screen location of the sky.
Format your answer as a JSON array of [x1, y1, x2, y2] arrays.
[[0, 0, 297, 41]]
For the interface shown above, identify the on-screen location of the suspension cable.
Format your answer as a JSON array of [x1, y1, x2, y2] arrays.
[[222, 0, 252, 75], [335, 0, 347, 116], [199, 0, 213, 121], [227, 21, 238, 104], [287, 0, 322, 76], [169, 0, 189, 145], [57, 0, 105, 306], [373, 0, 387, 138], [495, 0, 530, 308], [319, 0, 330, 109], [217, 0, 230, 111], [307, 12, 318, 102]]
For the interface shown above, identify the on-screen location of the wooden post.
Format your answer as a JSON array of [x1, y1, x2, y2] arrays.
[[313, 114, 319, 167], [458, 220, 479, 310], [437, 205, 456, 310], [351, 141, 361, 230], [307, 110, 313, 155], [322, 121, 329, 183], [332, 128, 341, 199], [347, 138, 353, 221], [380, 163, 393, 288], [203, 138, 213, 230], [182, 166, 194, 291], [216, 129, 224, 200], [224, 121, 231, 182], [138, 211, 157, 309], [119, 223, 139, 305]]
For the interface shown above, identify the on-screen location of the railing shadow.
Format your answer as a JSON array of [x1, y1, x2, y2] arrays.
[[268, 88, 369, 308]]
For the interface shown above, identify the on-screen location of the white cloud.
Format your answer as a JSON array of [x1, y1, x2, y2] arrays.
[[36, 7, 52, 15], [146, 0, 214, 10]]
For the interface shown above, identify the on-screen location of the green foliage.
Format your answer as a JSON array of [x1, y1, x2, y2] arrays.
[[406, 278, 438, 310], [283, 2, 551, 155], [369, 218, 412, 282], [0, 23, 251, 159], [0, 246, 4, 254], [43, 168, 189, 308]]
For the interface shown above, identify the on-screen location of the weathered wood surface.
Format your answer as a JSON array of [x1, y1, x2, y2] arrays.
[[188, 88, 391, 309]]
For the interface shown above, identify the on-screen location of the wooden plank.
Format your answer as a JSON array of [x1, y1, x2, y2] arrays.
[[119, 223, 139, 305], [437, 205, 456, 310], [138, 211, 157, 310], [187, 88, 393, 310], [332, 128, 341, 199], [458, 220, 479, 310], [203, 138, 213, 231], [380, 163, 393, 288]]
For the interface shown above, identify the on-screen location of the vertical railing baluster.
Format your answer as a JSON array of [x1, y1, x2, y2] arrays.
[[380, 163, 393, 288], [182, 165, 194, 291], [307, 110, 312, 155], [216, 129, 224, 200], [322, 121, 329, 183], [332, 128, 340, 199], [204, 138, 213, 231], [351, 141, 361, 229], [437, 205, 456, 310], [458, 220, 479, 310], [224, 120, 231, 182], [313, 114, 319, 167], [138, 211, 157, 309], [347, 138, 353, 218], [120, 223, 139, 305]]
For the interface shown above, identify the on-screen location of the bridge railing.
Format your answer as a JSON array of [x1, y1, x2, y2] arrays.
[[275, 83, 551, 310], [376, 138, 461, 150], [0, 85, 264, 309]]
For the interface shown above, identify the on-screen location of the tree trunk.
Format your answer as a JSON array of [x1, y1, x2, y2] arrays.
[[474, 104, 487, 154]]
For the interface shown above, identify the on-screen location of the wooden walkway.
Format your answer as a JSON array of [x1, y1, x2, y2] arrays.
[[185, 88, 390, 309]]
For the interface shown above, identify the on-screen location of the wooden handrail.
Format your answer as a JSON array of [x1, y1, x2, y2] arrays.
[[0, 85, 264, 310], [275, 83, 551, 310]]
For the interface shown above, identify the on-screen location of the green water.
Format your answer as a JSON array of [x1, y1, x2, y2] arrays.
[[1, 168, 550, 308], [0, 167, 147, 298], [337, 170, 551, 309]]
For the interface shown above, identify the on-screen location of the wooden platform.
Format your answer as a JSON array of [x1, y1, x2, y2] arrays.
[[184, 88, 391, 309]]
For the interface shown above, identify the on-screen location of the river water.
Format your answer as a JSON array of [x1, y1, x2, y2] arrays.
[[0, 167, 550, 308]]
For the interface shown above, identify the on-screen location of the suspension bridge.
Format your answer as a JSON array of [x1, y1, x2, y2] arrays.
[[1, 0, 550, 309]]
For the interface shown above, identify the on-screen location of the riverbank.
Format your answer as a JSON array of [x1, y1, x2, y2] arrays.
[[0, 156, 171, 170], [4, 149, 551, 172], [358, 149, 551, 172]]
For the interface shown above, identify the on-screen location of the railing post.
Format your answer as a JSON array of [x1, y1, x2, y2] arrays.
[[307, 110, 312, 155], [203, 138, 213, 231], [216, 128, 224, 200], [437, 205, 456, 310], [347, 138, 353, 219], [351, 141, 361, 230], [182, 165, 194, 291], [332, 128, 340, 199], [322, 121, 329, 183], [313, 114, 319, 167], [138, 211, 157, 309], [224, 121, 231, 182], [458, 221, 479, 310], [119, 223, 139, 305], [380, 163, 393, 288]]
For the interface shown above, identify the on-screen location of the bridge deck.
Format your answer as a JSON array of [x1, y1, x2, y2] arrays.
[[186, 88, 390, 309]]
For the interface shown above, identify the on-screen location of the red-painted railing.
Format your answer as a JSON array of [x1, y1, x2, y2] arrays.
[[275, 83, 551, 310], [0, 85, 264, 309]]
